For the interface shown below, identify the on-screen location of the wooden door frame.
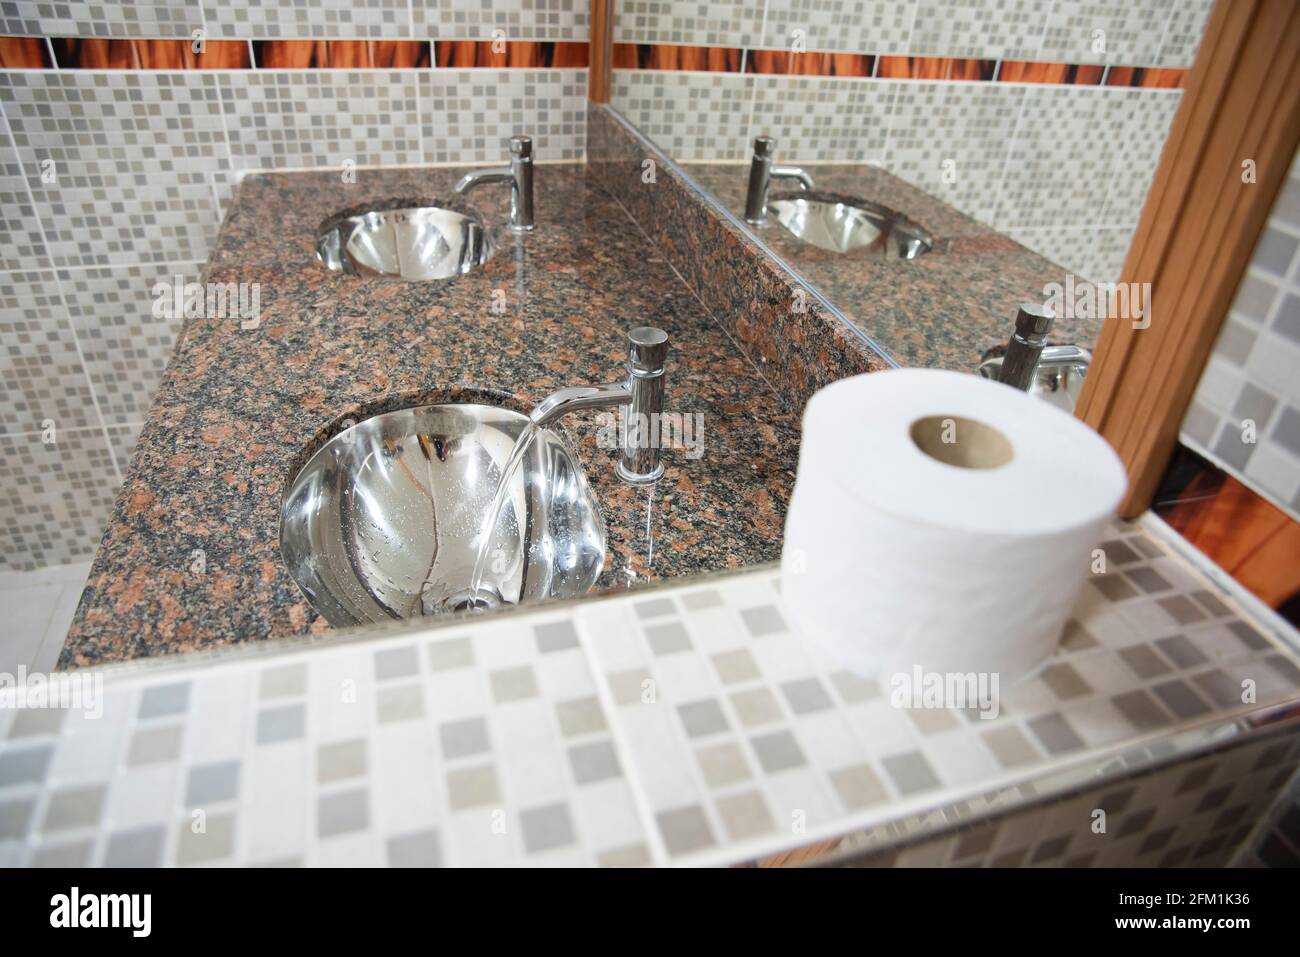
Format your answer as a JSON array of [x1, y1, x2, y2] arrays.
[[1076, 0, 1300, 518], [589, 0, 613, 103]]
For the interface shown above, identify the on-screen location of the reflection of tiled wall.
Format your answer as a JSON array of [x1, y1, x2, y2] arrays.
[[1234, 767, 1300, 866], [613, 0, 1208, 283], [831, 727, 1300, 867], [618, 0, 1206, 64], [587, 104, 891, 411], [1181, 147, 1300, 523], [0, 2, 587, 572]]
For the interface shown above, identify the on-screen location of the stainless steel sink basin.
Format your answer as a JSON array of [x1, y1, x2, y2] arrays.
[[767, 194, 932, 258], [280, 403, 605, 626], [316, 203, 493, 280]]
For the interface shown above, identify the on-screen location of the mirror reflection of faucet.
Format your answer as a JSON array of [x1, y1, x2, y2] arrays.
[[742, 137, 932, 258], [978, 303, 1092, 412], [454, 134, 535, 232], [745, 136, 815, 224]]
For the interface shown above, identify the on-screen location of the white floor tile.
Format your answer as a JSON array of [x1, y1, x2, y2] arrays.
[[0, 561, 92, 590], [0, 562, 91, 674], [0, 582, 62, 674], [32, 584, 85, 673]]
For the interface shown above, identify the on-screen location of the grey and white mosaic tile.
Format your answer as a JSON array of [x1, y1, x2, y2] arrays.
[[1183, 144, 1300, 521]]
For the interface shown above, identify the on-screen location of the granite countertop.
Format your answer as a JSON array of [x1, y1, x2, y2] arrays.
[[61, 164, 801, 667], [681, 163, 1102, 371]]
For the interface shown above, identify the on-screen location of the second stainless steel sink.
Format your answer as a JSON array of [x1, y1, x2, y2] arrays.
[[316, 203, 493, 280], [280, 403, 605, 626], [767, 194, 933, 258]]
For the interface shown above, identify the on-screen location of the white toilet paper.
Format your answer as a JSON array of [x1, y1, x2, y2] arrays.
[[781, 368, 1127, 684]]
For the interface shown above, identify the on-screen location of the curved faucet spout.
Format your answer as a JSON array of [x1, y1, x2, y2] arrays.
[[454, 168, 512, 195], [530, 382, 631, 430], [744, 136, 814, 224], [453, 135, 535, 231], [771, 165, 814, 191]]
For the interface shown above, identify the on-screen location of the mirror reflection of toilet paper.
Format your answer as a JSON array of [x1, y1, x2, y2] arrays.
[[781, 369, 1127, 684]]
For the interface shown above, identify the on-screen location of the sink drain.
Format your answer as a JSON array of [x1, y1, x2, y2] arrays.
[[422, 584, 507, 616]]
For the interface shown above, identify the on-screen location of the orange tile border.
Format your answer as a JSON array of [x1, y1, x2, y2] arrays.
[[51, 38, 250, 69], [0, 35, 51, 68], [433, 40, 587, 69], [3, 33, 1189, 86]]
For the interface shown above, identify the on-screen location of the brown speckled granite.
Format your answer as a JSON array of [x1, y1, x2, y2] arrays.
[[588, 106, 896, 409], [680, 161, 1103, 371], [60, 164, 801, 667]]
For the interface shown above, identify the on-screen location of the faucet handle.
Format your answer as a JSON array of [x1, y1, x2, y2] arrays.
[[510, 135, 533, 159], [753, 136, 775, 159], [1013, 302, 1054, 344], [627, 326, 668, 375]]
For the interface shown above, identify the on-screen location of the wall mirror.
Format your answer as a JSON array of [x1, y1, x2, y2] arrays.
[[604, 0, 1204, 380]]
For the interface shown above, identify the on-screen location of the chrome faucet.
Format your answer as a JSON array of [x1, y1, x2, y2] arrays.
[[745, 136, 814, 224], [531, 327, 669, 483], [979, 303, 1092, 411], [454, 134, 534, 231]]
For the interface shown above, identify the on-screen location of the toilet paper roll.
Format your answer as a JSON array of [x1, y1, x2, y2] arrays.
[[780, 368, 1127, 684]]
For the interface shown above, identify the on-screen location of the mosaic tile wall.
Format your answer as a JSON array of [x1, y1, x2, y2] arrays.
[[612, 0, 1208, 284], [616, 0, 1207, 66], [1233, 765, 1300, 867], [2, 518, 1297, 867], [828, 726, 1299, 867], [1181, 144, 1300, 523], [0, 2, 588, 571]]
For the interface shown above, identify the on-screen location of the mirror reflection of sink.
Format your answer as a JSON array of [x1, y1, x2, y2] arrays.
[[280, 403, 605, 627], [766, 194, 933, 259], [316, 203, 493, 280]]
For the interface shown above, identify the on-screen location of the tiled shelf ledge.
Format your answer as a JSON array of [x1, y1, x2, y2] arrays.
[[1, 519, 1297, 867]]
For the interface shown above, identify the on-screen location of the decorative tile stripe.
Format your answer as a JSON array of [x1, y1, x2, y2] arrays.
[[611, 42, 1187, 87], [748, 49, 874, 77], [997, 60, 1105, 85], [434, 40, 588, 69], [253, 41, 428, 70], [49, 38, 250, 69], [613, 42, 744, 72], [0, 1, 590, 42], [0, 38, 588, 70], [0, 35, 48, 67], [4, 34, 1188, 86]]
